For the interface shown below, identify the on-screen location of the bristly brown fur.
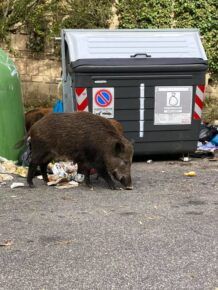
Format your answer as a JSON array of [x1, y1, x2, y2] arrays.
[[25, 108, 52, 132], [27, 111, 133, 189]]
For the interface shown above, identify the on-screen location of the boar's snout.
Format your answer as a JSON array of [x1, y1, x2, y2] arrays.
[[120, 176, 133, 190]]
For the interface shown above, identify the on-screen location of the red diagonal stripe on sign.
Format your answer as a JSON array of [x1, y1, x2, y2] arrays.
[[195, 95, 203, 110], [75, 87, 85, 96], [193, 111, 200, 120], [198, 85, 205, 94], [77, 98, 88, 111]]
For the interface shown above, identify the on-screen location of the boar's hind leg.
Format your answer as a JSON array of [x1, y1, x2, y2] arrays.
[[40, 163, 49, 184], [27, 162, 38, 187]]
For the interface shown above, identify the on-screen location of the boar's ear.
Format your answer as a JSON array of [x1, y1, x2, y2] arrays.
[[114, 141, 125, 155]]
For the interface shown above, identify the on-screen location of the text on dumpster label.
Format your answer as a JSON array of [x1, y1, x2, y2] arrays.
[[92, 88, 114, 118], [154, 86, 193, 125]]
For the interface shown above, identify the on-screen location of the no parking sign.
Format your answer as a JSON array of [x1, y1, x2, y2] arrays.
[[92, 88, 114, 118]]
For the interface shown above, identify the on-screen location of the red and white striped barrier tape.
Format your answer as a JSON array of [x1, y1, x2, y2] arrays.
[[193, 85, 205, 120], [75, 88, 89, 112]]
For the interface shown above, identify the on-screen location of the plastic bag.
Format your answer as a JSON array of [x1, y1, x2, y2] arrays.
[[53, 99, 63, 113], [211, 134, 218, 146], [199, 125, 217, 143]]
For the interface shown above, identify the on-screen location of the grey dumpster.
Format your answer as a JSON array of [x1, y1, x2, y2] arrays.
[[61, 29, 208, 155]]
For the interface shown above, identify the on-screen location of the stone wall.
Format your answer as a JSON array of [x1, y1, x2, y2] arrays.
[[7, 33, 61, 111]]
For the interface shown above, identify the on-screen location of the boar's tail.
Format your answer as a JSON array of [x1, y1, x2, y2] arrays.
[[14, 135, 30, 149]]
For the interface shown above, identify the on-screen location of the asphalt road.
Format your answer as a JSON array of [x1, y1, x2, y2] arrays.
[[0, 157, 217, 290]]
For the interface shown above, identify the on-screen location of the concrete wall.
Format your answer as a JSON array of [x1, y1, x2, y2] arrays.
[[6, 33, 61, 110]]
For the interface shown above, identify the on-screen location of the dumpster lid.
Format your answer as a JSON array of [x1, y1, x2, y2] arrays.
[[71, 58, 208, 73], [62, 29, 207, 62]]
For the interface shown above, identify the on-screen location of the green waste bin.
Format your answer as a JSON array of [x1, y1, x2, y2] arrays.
[[0, 48, 25, 161]]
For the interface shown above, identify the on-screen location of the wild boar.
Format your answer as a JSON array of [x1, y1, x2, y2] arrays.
[[27, 111, 134, 190], [25, 107, 52, 132]]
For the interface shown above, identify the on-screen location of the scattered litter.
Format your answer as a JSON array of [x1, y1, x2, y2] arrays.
[[0, 156, 84, 189], [74, 173, 84, 183], [15, 167, 28, 178], [0, 174, 13, 182], [45, 162, 84, 187], [197, 141, 217, 153], [47, 177, 68, 186], [0, 240, 13, 247], [180, 156, 191, 162], [184, 171, 196, 177], [196, 124, 218, 157], [199, 125, 217, 143], [69, 180, 79, 186], [0, 160, 17, 174], [0, 156, 28, 178], [0, 164, 5, 173], [211, 134, 218, 146], [10, 182, 25, 189], [50, 162, 78, 178], [0, 156, 8, 162], [55, 181, 79, 189], [51, 163, 67, 177]]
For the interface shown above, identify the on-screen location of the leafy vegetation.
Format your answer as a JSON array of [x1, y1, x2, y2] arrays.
[[0, 0, 114, 52]]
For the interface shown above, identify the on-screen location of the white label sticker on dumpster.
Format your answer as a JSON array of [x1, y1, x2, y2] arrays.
[[154, 86, 193, 125], [92, 88, 114, 118]]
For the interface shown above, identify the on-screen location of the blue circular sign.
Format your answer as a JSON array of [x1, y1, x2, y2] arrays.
[[95, 89, 112, 107]]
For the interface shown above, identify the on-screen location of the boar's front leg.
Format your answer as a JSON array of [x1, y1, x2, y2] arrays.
[[84, 172, 92, 188], [27, 162, 38, 187], [100, 169, 117, 190]]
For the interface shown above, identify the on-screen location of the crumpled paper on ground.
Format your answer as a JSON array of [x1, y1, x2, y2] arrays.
[[43, 162, 84, 188], [0, 157, 28, 186], [0, 158, 28, 178], [0, 156, 84, 189], [0, 174, 14, 182]]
